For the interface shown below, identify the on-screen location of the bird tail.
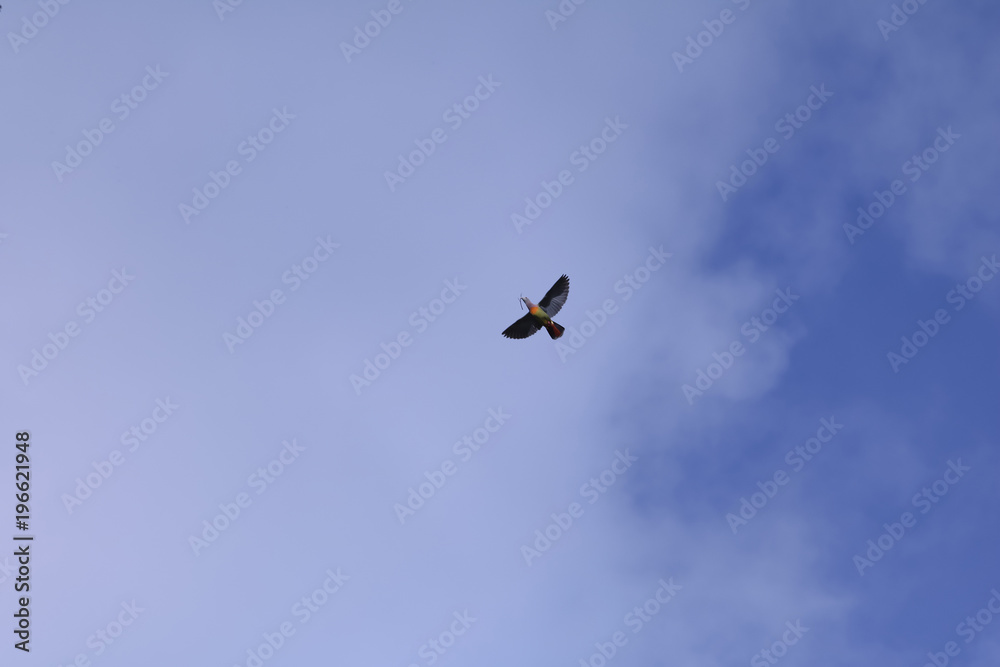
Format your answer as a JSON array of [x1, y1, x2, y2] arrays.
[[545, 320, 565, 339]]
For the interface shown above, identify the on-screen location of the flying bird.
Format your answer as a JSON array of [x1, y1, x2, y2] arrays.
[[502, 275, 570, 340]]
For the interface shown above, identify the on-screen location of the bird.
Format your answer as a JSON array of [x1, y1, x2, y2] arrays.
[[502, 275, 570, 340]]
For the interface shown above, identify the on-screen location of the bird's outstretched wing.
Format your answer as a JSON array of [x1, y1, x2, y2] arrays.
[[502, 313, 542, 339], [538, 274, 570, 317]]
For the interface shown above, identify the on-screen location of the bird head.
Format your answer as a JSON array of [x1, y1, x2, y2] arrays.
[[520, 296, 536, 310]]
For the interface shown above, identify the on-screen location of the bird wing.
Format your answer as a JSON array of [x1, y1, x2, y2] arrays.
[[537, 274, 570, 317], [502, 313, 542, 339]]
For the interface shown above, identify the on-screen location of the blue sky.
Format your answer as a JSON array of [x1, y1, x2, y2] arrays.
[[1, 0, 998, 665]]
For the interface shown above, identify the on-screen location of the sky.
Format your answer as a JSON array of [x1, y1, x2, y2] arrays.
[[1, 0, 999, 665]]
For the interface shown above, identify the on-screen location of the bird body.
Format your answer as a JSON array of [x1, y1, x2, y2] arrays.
[[502, 275, 570, 340]]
